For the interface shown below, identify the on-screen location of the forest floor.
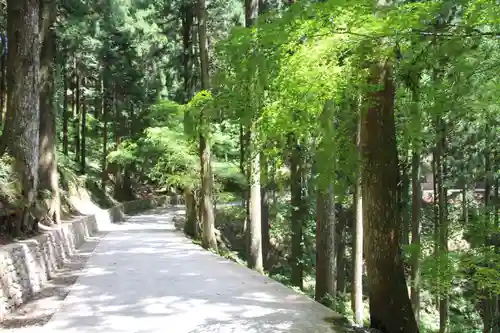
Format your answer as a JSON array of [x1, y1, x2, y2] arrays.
[[5, 206, 346, 333]]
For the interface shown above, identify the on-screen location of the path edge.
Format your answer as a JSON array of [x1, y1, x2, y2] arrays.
[[0, 194, 182, 322]]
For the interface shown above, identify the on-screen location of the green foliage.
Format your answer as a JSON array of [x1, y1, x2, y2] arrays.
[[184, 90, 215, 137], [4, 0, 493, 329], [207, 0, 500, 331], [148, 99, 185, 126], [108, 140, 139, 166], [0, 155, 19, 205], [107, 89, 245, 193]]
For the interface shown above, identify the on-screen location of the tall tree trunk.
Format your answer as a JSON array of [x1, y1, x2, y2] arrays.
[[94, 77, 102, 119], [184, 189, 198, 237], [495, 176, 499, 229], [353, 112, 364, 326], [315, 183, 336, 302], [113, 92, 123, 199], [290, 133, 304, 289], [492, 178, 500, 333], [73, 59, 80, 163], [247, 129, 263, 272], [434, 117, 449, 333], [199, 132, 217, 250], [0, 32, 7, 125], [315, 100, 337, 302], [62, 61, 69, 156], [239, 125, 248, 236], [101, 71, 109, 189], [2, 0, 41, 235], [197, 0, 217, 251], [245, 0, 258, 26], [462, 183, 468, 225], [431, 134, 441, 309], [38, 0, 60, 225], [360, 59, 419, 333], [482, 146, 497, 333], [261, 150, 271, 270], [181, 1, 195, 103], [245, 0, 263, 273], [401, 160, 410, 246], [181, 1, 198, 237], [270, 157, 277, 209], [409, 78, 422, 325], [80, 77, 86, 174], [410, 150, 421, 324], [336, 208, 347, 294]]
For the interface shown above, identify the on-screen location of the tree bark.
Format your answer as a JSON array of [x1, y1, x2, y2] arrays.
[[199, 133, 217, 250], [239, 124, 248, 237], [113, 92, 123, 199], [261, 150, 270, 270], [94, 76, 102, 119], [247, 129, 263, 272], [492, 178, 499, 333], [0, 32, 7, 125], [315, 183, 336, 302], [80, 77, 87, 173], [434, 117, 449, 333], [181, 1, 195, 103], [245, 0, 258, 26], [73, 59, 80, 163], [181, 1, 198, 238], [353, 112, 364, 326], [244, 0, 263, 273], [482, 146, 497, 333], [408, 77, 421, 325], [197, 0, 217, 251], [62, 60, 69, 156], [101, 70, 109, 189], [410, 150, 421, 324], [290, 133, 304, 289], [2, 0, 41, 235], [360, 59, 419, 333], [432, 141, 440, 307], [401, 161, 410, 246], [184, 189, 198, 237], [38, 0, 60, 225], [336, 207, 346, 294]]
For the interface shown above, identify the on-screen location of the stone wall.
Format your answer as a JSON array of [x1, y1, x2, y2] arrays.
[[0, 195, 181, 322]]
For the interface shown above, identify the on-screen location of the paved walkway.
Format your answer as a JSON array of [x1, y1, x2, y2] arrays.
[[35, 207, 345, 333]]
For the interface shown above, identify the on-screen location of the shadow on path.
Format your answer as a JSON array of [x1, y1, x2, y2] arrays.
[[36, 207, 346, 333], [1, 233, 104, 330]]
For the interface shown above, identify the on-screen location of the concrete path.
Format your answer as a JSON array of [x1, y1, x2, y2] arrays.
[[34, 207, 345, 333]]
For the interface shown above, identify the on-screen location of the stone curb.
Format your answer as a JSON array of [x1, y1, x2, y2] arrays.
[[0, 194, 182, 322]]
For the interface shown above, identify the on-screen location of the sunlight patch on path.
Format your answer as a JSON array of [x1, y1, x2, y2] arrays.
[[29, 207, 344, 333]]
